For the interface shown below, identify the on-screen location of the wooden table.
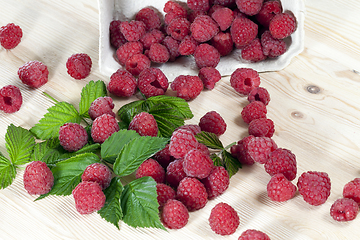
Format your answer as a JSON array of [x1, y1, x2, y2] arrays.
[[1, 0, 360, 239]]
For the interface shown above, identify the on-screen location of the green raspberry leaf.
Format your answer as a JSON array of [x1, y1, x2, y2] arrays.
[[0, 154, 16, 189], [113, 136, 168, 177], [79, 80, 107, 118], [98, 177, 124, 229], [221, 150, 242, 178], [195, 131, 224, 150], [31, 140, 61, 165], [5, 124, 35, 166], [30, 102, 81, 140], [117, 100, 147, 125], [147, 95, 193, 119], [121, 177, 165, 230]]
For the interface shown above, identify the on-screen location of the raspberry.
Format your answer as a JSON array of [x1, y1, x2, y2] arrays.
[[135, 7, 162, 31], [137, 67, 169, 98], [241, 38, 267, 62], [107, 69, 137, 97], [66, 53, 92, 80], [161, 199, 189, 229], [125, 53, 151, 76], [120, 20, 146, 42], [201, 166, 229, 199], [0, 23, 22, 49], [246, 135, 277, 164], [261, 30, 286, 58], [109, 20, 127, 49], [128, 112, 158, 137], [0, 85, 22, 113], [18, 60, 49, 88], [166, 159, 187, 188], [211, 32, 234, 56], [213, 0, 236, 7], [136, 158, 165, 183], [199, 111, 227, 136], [208, 4, 224, 16], [88, 96, 116, 120], [255, 0, 282, 27], [248, 86, 271, 106], [297, 171, 331, 206], [267, 173, 297, 202], [116, 41, 143, 66], [209, 202, 239, 235], [169, 129, 199, 159], [163, 1, 188, 26], [148, 43, 170, 63], [230, 68, 261, 95], [194, 43, 221, 69], [72, 181, 106, 214], [265, 148, 297, 181], [238, 229, 271, 240], [140, 29, 165, 49], [196, 142, 211, 156], [269, 12, 297, 39], [176, 177, 208, 211], [198, 67, 221, 90], [241, 101, 267, 124], [178, 35, 198, 56], [343, 178, 360, 204], [81, 163, 112, 190], [330, 198, 359, 222], [236, 0, 264, 16], [175, 124, 202, 135], [248, 118, 275, 138], [23, 161, 54, 195], [183, 149, 214, 179], [162, 36, 180, 61], [187, 0, 210, 11], [230, 17, 258, 48], [211, 7, 234, 31], [190, 15, 219, 43], [156, 183, 176, 209], [58, 123, 88, 152], [154, 144, 175, 169], [91, 114, 120, 144], [166, 17, 191, 41], [230, 137, 255, 165], [170, 75, 203, 101], [187, 10, 207, 23]]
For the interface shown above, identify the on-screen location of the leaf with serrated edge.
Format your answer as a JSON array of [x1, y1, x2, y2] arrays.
[[117, 100, 146, 125], [5, 124, 35, 166], [149, 104, 184, 138], [195, 131, 224, 150], [113, 136, 168, 177], [0, 155, 16, 189], [211, 153, 223, 167], [31, 141, 61, 165], [221, 150, 242, 178], [148, 95, 193, 119], [30, 102, 81, 140], [98, 177, 124, 229], [79, 80, 107, 118], [121, 177, 165, 230]]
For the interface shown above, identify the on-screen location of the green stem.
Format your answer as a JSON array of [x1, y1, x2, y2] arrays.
[[43, 92, 59, 104]]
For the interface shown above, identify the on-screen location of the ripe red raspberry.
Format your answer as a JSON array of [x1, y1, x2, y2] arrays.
[[169, 129, 199, 159], [211, 32, 234, 56], [154, 144, 175, 169], [161, 199, 189, 229], [187, 0, 210, 11], [178, 35, 198, 56], [248, 86, 271, 106], [166, 159, 187, 188], [241, 101, 267, 124], [137, 67, 169, 98], [238, 229, 271, 240], [88, 96, 115, 120], [120, 20, 146, 42], [213, 0, 236, 7], [230, 68, 261, 95], [241, 38, 267, 62], [248, 118, 275, 138], [187, 9, 207, 23], [198, 67, 221, 90], [175, 124, 202, 135], [129, 112, 158, 137], [209, 202, 239, 235], [0, 23, 22, 49], [236, 0, 264, 16], [330, 198, 359, 222], [176, 177, 208, 211], [194, 43, 221, 69], [66, 53, 92, 80], [125, 53, 151, 76], [246, 135, 277, 164], [59, 123, 88, 152], [23, 161, 54, 195], [72, 181, 106, 214], [255, 0, 282, 27], [261, 30, 286, 58], [81, 163, 112, 190], [265, 148, 297, 181], [135, 7, 162, 31], [163, 1, 188, 25], [166, 17, 191, 41], [162, 36, 180, 61], [196, 142, 211, 156], [230, 17, 258, 48], [136, 158, 165, 183], [140, 29, 165, 49], [107, 69, 137, 97], [116, 41, 143, 66], [91, 113, 119, 144], [0, 85, 22, 113], [343, 178, 360, 204], [148, 43, 170, 63], [269, 12, 297, 39], [297, 171, 331, 206], [183, 149, 214, 179], [170, 75, 203, 101], [156, 183, 176, 209], [211, 7, 234, 31], [190, 15, 219, 43], [109, 20, 127, 49], [230, 137, 255, 165], [18, 60, 49, 88], [267, 173, 297, 202], [199, 111, 227, 136], [201, 166, 229, 199]]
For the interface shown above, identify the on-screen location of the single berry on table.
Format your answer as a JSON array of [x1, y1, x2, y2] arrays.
[[66, 53, 92, 80], [23, 161, 54, 195], [0, 85, 22, 113], [72, 181, 106, 214], [209, 202, 240, 235]]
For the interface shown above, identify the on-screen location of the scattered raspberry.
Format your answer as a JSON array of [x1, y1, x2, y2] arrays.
[[265, 148, 297, 181], [230, 68, 261, 95], [211, 7, 234, 31], [125, 53, 151, 76], [230, 17, 258, 48], [166, 159, 187, 188], [330, 198, 359, 222], [116, 41, 144, 66], [241, 38, 267, 62], [137, 67, 169, 98], [136, 158, 165, 183], [248, 86, 271, 105], [66, 53, 92, 80], [198, 67, 221, 90], [255, 0, 283, 27], [120, 20, 146, 42], [88, 96, 116, 120], [343, 178, 360, 204], [238, 229, 271, 240], [199, 111, 227, 136], [163, 1, 188, 25], [183, 149, 214, 179], [236, 0, 264, 16], [109, 20, 127, 49], [230, 137, 255, 165], [194, 43, 221, 69], [161, 199, 189, 229], [269, 12, 297, 39], [175, 124, 202, 135], [187, 0, 210, 11], [248, 118, 275, 138], [162, 36, 180, 61], [178, 35, 198, 56], [81, 163, 112, 190], [128, 112, 158, 137], [297, 171, 331, 206], [107, 69, 137, 97], [148, 43, 170, 63], [267, 173, 297, 202], [261, 30, 286, 58], [170, 75, 203, 101], [169, 129, 199, 159], [176, 177, 208, 211], [0, 85, 22, 113], [243, 135, 277, 164], [166, 17, 191, 41], [17, 60, 49, 88], [72, 181, 106, 214], [140, 29, 165, 49], [156, 183, 176, 209], [58, 123, 88, 152], [211, 32, 234, 56], [209, 202, 239, 236], [91, 113, 120, 144], [0, 23, 22, 49], [23, 161, 54, 195], [190, 15, 219, 43], [201, 166, 229, 199], [135, 7, 162, 31], [241, 101, 267, 124]]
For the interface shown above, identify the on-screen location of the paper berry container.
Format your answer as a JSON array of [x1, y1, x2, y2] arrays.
[[98, 0, 305, 81]]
